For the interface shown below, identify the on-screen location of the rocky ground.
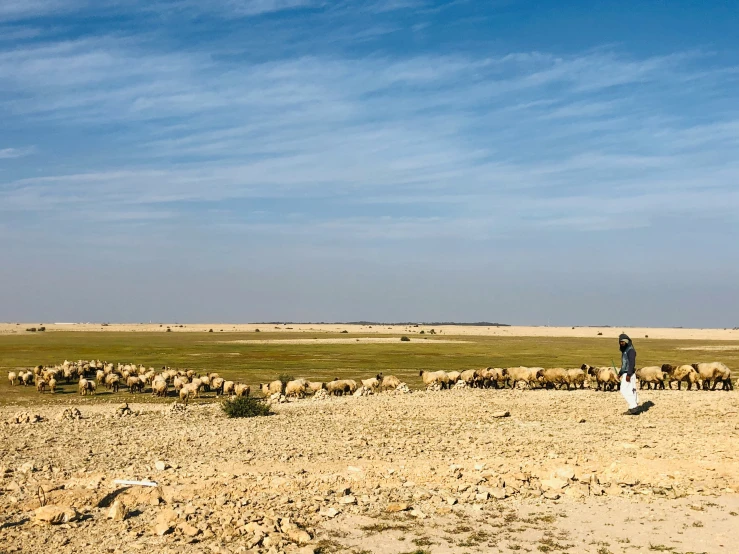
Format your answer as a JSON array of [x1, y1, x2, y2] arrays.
[[1, 388, 738, 554]]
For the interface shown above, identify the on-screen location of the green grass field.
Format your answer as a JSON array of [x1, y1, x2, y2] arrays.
[[1, 331, 737, 405]]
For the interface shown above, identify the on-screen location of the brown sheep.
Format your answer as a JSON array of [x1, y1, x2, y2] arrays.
[[506, 367, 545, 389], [582, 364, 619, 391], [380, 375, 401, 391], [662, 364, 701, 390], [692, 362, 733, 391], [635, 366, 667, 390]]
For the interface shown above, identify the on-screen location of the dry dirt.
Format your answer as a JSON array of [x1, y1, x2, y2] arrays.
[[3, 322, 739, 341], [2, 388, 738, 554]]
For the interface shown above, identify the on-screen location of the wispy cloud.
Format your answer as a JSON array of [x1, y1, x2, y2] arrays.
[[0, 146, 34, 159]]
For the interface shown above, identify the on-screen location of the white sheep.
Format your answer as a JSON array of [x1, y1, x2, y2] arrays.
[[222, 380, 236, 396], [692, 362, 733, 391], [48, 377, 57, 394], [635, 366, 667, 390], [259, 380, 283, 397], [662, 364, 701, 390], [8, 371, 18, 386], [419, 370, 450, 389], [380, 375, 401, 391], [582, 364, 619, 391], [506, 367, 545, 389], [234, 383, 251, 397], [285, 379, 308, 398], [151, 378, 168, 397]]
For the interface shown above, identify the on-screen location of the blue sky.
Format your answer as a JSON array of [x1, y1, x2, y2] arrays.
[[1, 0, 738, 326]]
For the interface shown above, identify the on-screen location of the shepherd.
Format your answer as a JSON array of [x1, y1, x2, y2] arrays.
[[618, 333, 639, 415]]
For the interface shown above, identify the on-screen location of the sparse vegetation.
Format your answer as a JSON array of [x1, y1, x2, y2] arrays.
[[220, 396, 272, 418], [400, 336, 410, 342]]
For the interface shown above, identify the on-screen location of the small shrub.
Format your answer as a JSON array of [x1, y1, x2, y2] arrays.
[[254, 328, 260, 332], [277, 373, 295, 387], [26, 328, 37, 332], [597, 332, 603, 336], [429, 329, 436, 335], [166, 328, 172, 332], [419, 330, 425, 334], [340, 330, 348, 334], [209, 328, 214, 332], [38, 326, 46, 332], [400, 336, 410, 342], [221, 396, 272, 418]]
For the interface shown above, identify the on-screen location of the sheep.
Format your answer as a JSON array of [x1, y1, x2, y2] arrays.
[[78, 378, 95, 396], [479, 367, 508, 388], [563, 368, 587, 390], [211, 377, 225, 396], [36, 378, 48, 393], [539, 368, 569, 389], [8, 371, 18, 386], [222, 380, 236, 396], [105, 374, 121, 393], [326, 378, 356, 396], [635, 366, 668, 390], [361, 374, 383, 391], [151, 378, 168, 397], [446, 371, 461, 384], [285, 379, 308, 398], [380, 375, 402, 391], [234, 383, 251, 397], [259, 380, 283, 397], [506, 367, 545, 389], [173, 376, 186, 393], [582, 364, 619, 391], [179, 384, 194, 404], [96, 369, 105, 384], [126, 376, 143, 394], [48, 377, 57, 394], [459, 369, 478, 387], [306, 381, 326, 394], [190, 378, 204, 397], [662, 364, 701, 390], [419, 370, 450, 390], [20, 371, 33, 386], [692, 362, 733, 391]]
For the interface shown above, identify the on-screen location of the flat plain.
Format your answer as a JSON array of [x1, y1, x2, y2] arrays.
[[1, 325, 738, 554]]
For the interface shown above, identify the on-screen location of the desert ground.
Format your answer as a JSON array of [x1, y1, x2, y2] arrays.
[[1, 325, 738, 554]]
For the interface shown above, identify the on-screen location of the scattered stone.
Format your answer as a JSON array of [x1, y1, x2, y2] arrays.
[[386, 502, 410, 513], [107, 500, 128, 521], [33, 505, 79, 525], [491, 411, 510, 418], [56, 407, 82, 422], [155, 460, 168, 471], [6, 412, 43, 425]]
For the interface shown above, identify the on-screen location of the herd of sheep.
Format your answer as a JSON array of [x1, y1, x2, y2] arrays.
[[5, 359, 735, 402]]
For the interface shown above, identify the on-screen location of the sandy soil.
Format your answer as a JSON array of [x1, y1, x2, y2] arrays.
[[1, 387, 738, 553], [3, 322, 739, 341]]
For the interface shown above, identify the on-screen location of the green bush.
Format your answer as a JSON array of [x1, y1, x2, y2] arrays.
[[277, 373, 295, 387], [400, 336, 411, 342], [221, 396, 272, 418]]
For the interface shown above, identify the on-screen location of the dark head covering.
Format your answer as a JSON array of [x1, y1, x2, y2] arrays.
[[618, 333, 630, 343]]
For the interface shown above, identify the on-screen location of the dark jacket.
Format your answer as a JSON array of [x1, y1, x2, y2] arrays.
[[620, 342, 636, 377]]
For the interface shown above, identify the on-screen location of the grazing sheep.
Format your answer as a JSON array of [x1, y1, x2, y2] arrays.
[[127, 376, 143, 394], [380, 375, 402, 391], [222, 380, 236, 396], [419, 370, 450, 390], [151, 378, 168, 397], [506, 367, 545, 389], [539, 368, 569, 389], [563, 368, 586, 390], [582, 364, 619, 391], [692, 362, 733, 391], [662, 364, 701, 390], [179, 384, 194, 404], [459, 369, 478, 387], [78, 377, 95, 396], [173, 376, 186, 392], [361, 374, 383, 391], [635, 366, 668, 390], [446, 371, 461, 384], [211, 377, 225, 396], [326, 378, 355, 396], [259, 380, 283, 397], [8, 371, 18, 386], [20, 371, 33, 386], [36, 378, 48, 393], [306, 381, 326, 394], [105, 374, 121, 393], [234, 383, 251, 397], [48, 377, 57, 393], [285, 379, 308, 398], [479, 367, 508, 388], [96, 370, 105, 384]]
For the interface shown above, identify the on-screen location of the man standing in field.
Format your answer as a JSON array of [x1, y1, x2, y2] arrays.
[[619, 334, 639, 415]]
